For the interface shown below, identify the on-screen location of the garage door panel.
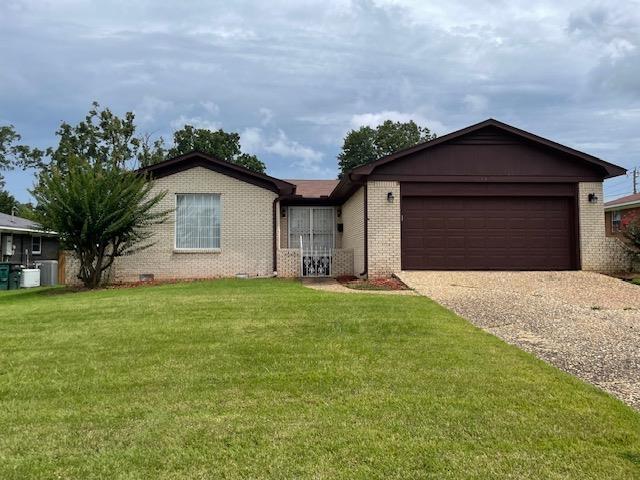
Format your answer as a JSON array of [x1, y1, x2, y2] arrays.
[[401, 195, 575, 270]]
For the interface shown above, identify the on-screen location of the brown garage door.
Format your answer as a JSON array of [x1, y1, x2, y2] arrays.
[[401, 196, 575, 270]]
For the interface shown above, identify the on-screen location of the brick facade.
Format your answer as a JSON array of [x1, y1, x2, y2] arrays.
[[111, 166, 277, 282], [277, 248, 300, 277], [578, 182, 632, 271], [366, 181, 401, 277], [276, 248, 353, 277], [341, 186, 365, 276]]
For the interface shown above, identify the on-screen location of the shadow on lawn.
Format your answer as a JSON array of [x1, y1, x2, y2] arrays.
[[0, 286, 83, 300]]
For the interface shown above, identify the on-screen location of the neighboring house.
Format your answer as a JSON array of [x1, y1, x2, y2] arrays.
[[0, 212, 59, 264], [604, 193, 640, 237], [97, 118, 630, 283]]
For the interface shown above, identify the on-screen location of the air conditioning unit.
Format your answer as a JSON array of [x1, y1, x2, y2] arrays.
[[37, 260, 59, 286], [1, 234, 13, 256], [20, 269, 41, 288]]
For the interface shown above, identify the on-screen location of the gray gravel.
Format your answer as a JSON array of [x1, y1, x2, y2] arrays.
[[397, 271, 640, 410]]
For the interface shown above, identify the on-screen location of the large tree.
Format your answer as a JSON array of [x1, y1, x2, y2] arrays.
[[0, 188, 18, 215], [33, 102, 143, 173], [162, 125, 266, 173], [26, 103, 171, 288], [0, 124, 44, 186], [34, 159, 168, 288], [337, 120, 436, 175]]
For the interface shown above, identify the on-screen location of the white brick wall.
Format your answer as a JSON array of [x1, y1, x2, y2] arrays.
[[276, 248, 353, 277], [111, 166, 277, 281], [341, 186, 365, 276], [578, 182, 632, 271], [367, 181, 401, 277]]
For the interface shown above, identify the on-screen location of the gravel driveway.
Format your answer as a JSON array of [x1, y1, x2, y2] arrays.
[[397, 271, 640, 410]]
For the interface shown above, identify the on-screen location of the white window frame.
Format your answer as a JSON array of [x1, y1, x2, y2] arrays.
[[287, 206, 335, 249], [31, 236, 42, 255], [174, 193, 222, 251], [612, 210, 622, 232]]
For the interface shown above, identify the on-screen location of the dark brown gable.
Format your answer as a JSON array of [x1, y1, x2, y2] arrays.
[[138, 151, 296, 195], [370, 125, 615, 182]]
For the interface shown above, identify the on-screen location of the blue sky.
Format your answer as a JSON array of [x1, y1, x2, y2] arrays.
[[2, 0, 640, 202]]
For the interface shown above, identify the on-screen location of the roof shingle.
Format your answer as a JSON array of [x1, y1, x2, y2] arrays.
[[285, 179, 339, 198], [605, 193, 640, 208]]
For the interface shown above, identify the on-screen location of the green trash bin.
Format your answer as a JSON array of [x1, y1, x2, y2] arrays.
[[8, 268, 21, 290], [0, 263, 9, 290]]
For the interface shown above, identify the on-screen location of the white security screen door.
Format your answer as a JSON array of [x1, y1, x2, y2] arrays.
[[288, 207, 335, 250], [288, 207, 335, 277]]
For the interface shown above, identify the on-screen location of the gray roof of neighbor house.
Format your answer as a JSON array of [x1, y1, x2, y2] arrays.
[[604, 192, 640, 210], [0, 212, 55, 235]]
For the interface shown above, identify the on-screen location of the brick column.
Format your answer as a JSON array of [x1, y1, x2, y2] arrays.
[[367, 181, 401, 277], [578, 182, 631, 271]]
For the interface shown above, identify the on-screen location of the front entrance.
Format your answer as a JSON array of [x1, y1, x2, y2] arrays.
[[288, 207, 335, 277]]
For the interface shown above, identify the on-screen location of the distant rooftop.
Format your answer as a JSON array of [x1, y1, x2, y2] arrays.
[[605, 192, 640, 209], [285, 179, 339, 198], [0, 212, 41, 231]]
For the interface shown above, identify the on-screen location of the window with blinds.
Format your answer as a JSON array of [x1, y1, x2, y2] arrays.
[[288, 207, 334, 251], [175, 193, 221, 249]]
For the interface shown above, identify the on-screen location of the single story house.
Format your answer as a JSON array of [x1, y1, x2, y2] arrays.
[[0, 212, 59, 264], [98, 118, 630, 283], [605, 193, 640, 236]]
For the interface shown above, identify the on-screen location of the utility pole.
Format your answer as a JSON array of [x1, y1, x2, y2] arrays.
[[634, 167, 638, 195]]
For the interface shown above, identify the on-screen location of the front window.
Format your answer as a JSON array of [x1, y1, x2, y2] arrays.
[[175, 193, 221, 249], [288, 207, 335, 251], [612, 210, 622, 232], [31, 236, 41, 255]]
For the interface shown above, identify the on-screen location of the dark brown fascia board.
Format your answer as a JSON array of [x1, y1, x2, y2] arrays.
[[137, 150, 297, 195], [328, 173, 366, 203], [279, 194, 341, 206], [348, 118, 627, 179]]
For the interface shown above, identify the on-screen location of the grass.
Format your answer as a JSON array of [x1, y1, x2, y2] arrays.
[[1, 279, 639, 479]]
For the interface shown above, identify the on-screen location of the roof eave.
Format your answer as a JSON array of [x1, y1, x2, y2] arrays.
[[138, 150, 297, 195], [604, 200, 640, 211], [346, 118, 627, 180]]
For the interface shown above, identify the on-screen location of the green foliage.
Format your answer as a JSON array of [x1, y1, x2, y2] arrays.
[[0, 188, 18, 215], [0, 124, 44, 186], [33, 159, 169, 288], [622, 211, 640, 268], [166, 125, 266, 173], [137, 133, 167, 168], [42, 102, 141, 172], [15, 202, 38, 221], [338, 120, 436, 175]]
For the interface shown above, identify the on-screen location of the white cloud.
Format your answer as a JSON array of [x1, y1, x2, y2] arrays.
[[350, 111, 447, 134], [259, 107, 274, 126], [135, 96, 173, 124], [240, 127, 265, 153], [200, 101, 220, 115], [463, 94, 489, 113], [169, 115, 220, 131], [241, 127, 327, 175]]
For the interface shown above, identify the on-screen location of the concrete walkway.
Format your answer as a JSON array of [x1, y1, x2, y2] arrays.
[[301, 278, 416, 295]]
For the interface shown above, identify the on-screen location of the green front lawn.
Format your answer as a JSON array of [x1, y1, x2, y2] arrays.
[[1, 280, 639, 479]]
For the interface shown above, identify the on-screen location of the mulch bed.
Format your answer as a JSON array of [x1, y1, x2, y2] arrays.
[[336, 275, 410, 291]]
